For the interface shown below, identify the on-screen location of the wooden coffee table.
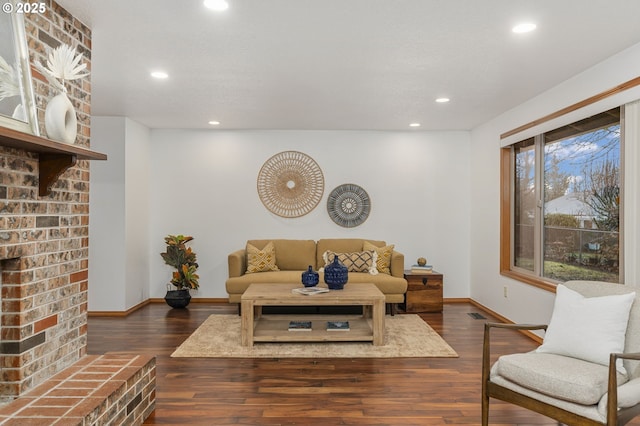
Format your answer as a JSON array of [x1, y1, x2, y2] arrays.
[[240, 283, 385, 346]]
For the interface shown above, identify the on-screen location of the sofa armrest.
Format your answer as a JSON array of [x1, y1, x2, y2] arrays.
[[390, 250, 404, 278], [228, 249, 246, 278]]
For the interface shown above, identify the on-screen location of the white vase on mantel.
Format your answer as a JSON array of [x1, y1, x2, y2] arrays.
[[45, 92, 77, 144]]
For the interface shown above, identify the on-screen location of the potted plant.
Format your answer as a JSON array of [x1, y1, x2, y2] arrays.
[[161, 234, 199, 308]]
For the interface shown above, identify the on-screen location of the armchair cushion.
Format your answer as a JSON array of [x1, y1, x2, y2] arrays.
[[536, 284, 635, 374], [618, 377, 640, 407], [494, 352, 628, 405], [597, 377, 640, 418]]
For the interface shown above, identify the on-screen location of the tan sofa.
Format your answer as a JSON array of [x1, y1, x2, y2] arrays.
[[226, 238, 407, 314]]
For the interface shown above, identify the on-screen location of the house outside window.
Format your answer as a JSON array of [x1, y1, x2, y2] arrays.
[[502, 107, 622, 288]]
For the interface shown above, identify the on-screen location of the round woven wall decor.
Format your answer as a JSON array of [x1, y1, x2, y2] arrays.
[[327, 183, 371, 228], [257, 151, 324, 218]]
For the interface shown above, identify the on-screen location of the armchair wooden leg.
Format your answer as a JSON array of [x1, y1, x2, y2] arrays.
[[481, 388, 489, 425]]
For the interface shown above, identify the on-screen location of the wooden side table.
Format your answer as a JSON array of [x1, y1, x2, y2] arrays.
[[402, 270, 443, 313]]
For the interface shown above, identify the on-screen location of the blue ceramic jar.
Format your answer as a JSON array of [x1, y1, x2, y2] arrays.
[[301, 265, 319, 287], [324, 256, 348, 290]]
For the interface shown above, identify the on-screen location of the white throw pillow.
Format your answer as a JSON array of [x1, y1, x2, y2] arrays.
[[536, 284, 635, 374]]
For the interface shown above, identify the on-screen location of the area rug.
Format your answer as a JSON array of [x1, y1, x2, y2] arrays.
[[171, 314, 458, 358]]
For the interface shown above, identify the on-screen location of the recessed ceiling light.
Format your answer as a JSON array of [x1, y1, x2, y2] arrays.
[[409, 123, 421, 128], [151, 71, 169, 79], [512, 22, 536, 34], [435, 97, 450, 103], [208, 120, 220, 125], [203, 0, 229, 11]]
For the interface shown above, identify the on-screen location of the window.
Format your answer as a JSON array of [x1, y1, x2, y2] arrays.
[[501, 107, 622, 288]]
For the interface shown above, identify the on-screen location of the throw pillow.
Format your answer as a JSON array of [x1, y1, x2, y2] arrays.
[[246, 241, 280, 273], [536, 284, 636, 374], [363, 241, 394, 275], [322, 250, 379, 275]]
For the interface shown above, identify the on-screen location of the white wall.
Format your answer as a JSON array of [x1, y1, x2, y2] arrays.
[[89, 117, 150, 311], [124, 119, 151, 307], [148, 130, 471, 299], [470, 42, 640, 326], [89, 117, 126, 311]]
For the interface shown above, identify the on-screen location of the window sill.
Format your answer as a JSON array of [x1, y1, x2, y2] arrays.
[[500, 270, 558, 293]]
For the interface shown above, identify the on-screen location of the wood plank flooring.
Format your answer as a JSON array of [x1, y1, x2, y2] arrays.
[[87, 302, 640, 425]]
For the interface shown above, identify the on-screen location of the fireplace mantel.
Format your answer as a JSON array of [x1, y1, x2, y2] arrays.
[[0, 126, 107, 196]]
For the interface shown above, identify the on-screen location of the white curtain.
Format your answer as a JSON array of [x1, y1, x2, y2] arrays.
[[624, 100, 640, 286]]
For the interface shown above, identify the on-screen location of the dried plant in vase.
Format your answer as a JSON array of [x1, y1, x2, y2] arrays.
[[34, 44, 90, 143]]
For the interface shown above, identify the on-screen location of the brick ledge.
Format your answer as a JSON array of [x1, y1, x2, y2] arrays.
[[0, 354, 155, 426]]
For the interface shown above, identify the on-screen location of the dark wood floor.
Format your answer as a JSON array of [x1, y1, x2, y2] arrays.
[[87, 302, 640, 426]]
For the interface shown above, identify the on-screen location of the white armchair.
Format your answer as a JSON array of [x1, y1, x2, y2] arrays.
[[482, 280, 640, 425]]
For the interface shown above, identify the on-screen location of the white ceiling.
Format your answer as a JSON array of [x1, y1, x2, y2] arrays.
[[55, 0, 640, 131]]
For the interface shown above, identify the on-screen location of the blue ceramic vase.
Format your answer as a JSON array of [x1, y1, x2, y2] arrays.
[[324, 256, 348, 290], [301, 265, 319, 287]]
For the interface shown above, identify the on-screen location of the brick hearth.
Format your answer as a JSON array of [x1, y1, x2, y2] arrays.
[[0, 354, 155, 425]]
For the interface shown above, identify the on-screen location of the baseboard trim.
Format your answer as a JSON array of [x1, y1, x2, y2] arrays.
[[443, 297, 470, 303], [147, 297, 229, 304], [88, 298, 232, 317], [467, 299, 543, 344], [88, 299, 151, 317]]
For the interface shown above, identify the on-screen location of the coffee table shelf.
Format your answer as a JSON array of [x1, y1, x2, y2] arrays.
[[252, 314, 375, 343], [241, 283, 385, 346]]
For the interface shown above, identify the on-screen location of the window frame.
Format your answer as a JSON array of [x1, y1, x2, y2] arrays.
[[500, 108, 624, 291]]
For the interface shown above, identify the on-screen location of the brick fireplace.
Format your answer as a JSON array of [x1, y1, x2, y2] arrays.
[[0, 1, 93, 400], [0, 4, 156, 423]]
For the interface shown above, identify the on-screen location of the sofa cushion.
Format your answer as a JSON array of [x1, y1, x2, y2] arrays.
[[226, 271, 306, 296], [327, 272, 407, 294], [316, 239, 386, 268], [322, 250, 378, 274], [247, 239, 316, 270], [536, 284, 635, 374], [364, 241, 394, 275], [495, 352, 628, 405], [246, 242, 279, 273], [225, 271, 408, 303]]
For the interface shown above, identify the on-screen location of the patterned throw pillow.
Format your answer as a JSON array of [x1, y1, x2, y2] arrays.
[[322, 250, 378, 275], [246, 241, 280, 273], [363, 241, 394, 275]]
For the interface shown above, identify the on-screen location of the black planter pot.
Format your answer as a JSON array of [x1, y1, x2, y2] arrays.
[[165, 289, 191, 308]]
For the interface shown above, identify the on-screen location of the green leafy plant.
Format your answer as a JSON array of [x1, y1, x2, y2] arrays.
[[160, 235, 199, 290]]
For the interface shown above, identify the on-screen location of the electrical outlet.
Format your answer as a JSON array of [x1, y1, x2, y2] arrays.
[[503, 286, 508, 298]]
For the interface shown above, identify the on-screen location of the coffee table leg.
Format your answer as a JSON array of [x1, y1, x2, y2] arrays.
[[362, 305, 372, 319], [241, 300, 254, 347], [372, 299, 385, 346]]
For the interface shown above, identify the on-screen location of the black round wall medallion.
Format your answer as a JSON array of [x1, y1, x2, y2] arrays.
[[327, 183, 371, 228]]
